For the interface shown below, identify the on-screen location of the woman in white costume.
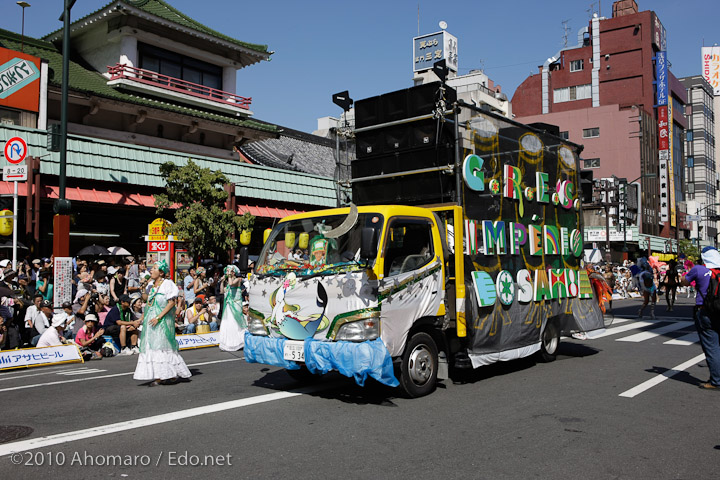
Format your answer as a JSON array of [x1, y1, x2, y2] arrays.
[[133, 260, 191, 386], [218, 265, 246, 351]]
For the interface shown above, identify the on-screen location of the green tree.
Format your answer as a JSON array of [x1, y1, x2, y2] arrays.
[[678, 238, 700, 263], [154, 160, 254, 260]]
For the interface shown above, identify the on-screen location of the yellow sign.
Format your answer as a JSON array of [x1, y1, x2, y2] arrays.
[[148, 218, 171, 241]]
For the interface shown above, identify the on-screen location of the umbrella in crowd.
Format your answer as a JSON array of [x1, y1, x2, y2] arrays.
[[0, 239, 29, 250], [107, 246, 132, 256], [77, 244, 110, 256]]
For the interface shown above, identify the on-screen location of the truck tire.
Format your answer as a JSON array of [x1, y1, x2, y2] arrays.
[[399, 332, 438, 398], [539, 320, 560, 362]]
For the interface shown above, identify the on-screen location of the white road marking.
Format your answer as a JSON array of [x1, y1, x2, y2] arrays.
[[0, 388, 315, 456], [618, 353, 707, 398], [56, 368, 107, 376], [616, 321, 693, 343], [0, 358, 242, 393], [590, 320, 655, 339], [0, 366, 81, 381], [664, 332, 700, 346]]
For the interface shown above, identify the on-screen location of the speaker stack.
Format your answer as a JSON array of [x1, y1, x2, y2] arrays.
[[353, 82, 457, 206]]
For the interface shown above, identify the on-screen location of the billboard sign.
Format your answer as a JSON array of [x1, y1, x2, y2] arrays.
[[702, 46, 720, 95], [0, 48, 41, 112], [655, 51, 668, 106], [413, 31, 458, 73]]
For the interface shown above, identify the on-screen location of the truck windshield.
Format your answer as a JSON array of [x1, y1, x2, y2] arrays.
[[255, 212, 384, 277]]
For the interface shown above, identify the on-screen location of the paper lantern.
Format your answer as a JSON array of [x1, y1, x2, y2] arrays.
[[0, 210, 13, 236], [240, 229, 251, 245], [285, 232, 296, 249], [298, 232, 309, 249], [263, 228, 272, 244]]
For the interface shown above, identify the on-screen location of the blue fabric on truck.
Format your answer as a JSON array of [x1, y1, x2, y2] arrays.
[[243, 333, 300, 370], [304, 338, 399, 387]]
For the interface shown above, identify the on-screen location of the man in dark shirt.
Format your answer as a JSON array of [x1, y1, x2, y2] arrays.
[[104, 294, 141, 355], [682, 246, 720, 390]]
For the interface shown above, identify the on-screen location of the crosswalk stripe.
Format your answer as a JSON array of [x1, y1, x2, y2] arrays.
[[619, 353, 706, 398], [590, 320, 655, 339], [664, 332, 699, 346], [616, 321, 694, 342]]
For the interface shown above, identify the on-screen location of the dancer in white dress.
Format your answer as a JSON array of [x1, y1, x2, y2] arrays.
[[218, 265, 247, 351], [133, 260, 191, 385]]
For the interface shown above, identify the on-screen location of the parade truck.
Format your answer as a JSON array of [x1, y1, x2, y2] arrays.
[[243, 81, 605, 397]]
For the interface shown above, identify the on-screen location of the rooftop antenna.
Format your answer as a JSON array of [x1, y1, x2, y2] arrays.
[[587, 2, 597, 18], [562, 19, 570, 47]]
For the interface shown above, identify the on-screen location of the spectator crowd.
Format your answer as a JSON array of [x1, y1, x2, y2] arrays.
[[0, 256, 250, 361]]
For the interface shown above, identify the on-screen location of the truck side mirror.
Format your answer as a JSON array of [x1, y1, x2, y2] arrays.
[[360, 228, 377, 260]]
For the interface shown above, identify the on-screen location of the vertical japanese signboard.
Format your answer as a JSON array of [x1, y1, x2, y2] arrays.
[[654, 20, 673, 227], [701, 46, 720, 95], [53, 257, 73, 308]]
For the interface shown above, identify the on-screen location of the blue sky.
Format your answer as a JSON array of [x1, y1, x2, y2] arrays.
[[0, 0, 717, 132]]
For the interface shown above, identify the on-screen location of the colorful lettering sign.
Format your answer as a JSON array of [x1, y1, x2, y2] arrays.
[[0, 48, 41, 112]]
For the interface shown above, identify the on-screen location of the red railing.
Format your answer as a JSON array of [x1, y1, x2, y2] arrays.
[[107, 64, 251, 109]]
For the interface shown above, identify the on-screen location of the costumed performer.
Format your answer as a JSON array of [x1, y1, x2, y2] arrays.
[[133, 260, 191, 386], [218, 264, 246, 351]]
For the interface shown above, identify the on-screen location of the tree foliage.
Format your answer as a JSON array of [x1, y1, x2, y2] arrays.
[[678, 238, 700, 263], [154, 160, 254, 260]]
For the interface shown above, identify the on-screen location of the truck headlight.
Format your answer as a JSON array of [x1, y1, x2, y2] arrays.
[[247, 312, 268, 336], [335, 318, 380, 342]]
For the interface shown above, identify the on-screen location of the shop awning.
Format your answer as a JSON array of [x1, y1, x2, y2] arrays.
[[237, 204, 305, 219], [0, 182, 301, 219]]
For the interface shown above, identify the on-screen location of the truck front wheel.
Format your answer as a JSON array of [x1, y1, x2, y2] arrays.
[[399, 332, 438, 398]]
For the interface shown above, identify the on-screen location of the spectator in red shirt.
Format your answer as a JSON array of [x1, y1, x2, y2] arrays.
[[75, 313, 104, 359]]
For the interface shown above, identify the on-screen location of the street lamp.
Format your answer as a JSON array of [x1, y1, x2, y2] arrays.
[[621, 173, 656, 255], [694, 202, 720, 252], [17, 2, 30, 53]]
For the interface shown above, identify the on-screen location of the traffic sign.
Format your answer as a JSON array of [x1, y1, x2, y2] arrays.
[[2, 165, 27, 182], [3, 137, 28, 164]]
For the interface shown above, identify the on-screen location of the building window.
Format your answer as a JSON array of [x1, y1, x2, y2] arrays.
[[687, 157, 694, 168], [0, 108, 21, 126], [583, 158, 600, 168], [687, 183, 695, 194], [570, 59, 584, 72], [559, 131, 569, 140], [686, 130, 693, 142], [553, 84, 591, 103], [138, 43, 223, 92], [582, 127, 600, 138]]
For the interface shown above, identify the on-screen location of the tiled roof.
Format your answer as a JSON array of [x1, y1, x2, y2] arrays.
[[44, 0, 270, 55], [240, 126, 355, 178], [0, 125, 336, 208], [0, 29, 276, 134]]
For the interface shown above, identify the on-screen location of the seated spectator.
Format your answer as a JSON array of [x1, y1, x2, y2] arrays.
[[30, 299, 53, 346], [130, 297, 144, 319], [36, 314, 68, 348], [57, 301, 78, 340], [108, 265, 128, 305], [0, 298, 20, 350], [23, 294, 44, 344], [36, 269, 53, 302], [183, 297, 218, 334], [106, 294, 141, 355], [75, 313, 104, 359]]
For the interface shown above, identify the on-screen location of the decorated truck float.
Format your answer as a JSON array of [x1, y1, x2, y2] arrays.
[[244, 82, 604, 397]]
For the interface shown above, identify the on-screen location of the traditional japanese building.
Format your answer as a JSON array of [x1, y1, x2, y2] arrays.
[[0, 0, 338, 258]]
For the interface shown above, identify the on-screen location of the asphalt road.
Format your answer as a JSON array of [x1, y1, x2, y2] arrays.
[[1, 294, 718, 480]]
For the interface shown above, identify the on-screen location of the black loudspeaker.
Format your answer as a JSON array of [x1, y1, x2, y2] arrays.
[[407, 82, 456, 117], [356, 130, 384, 157], [355, 118, 453, 160], [381, 89, 409, 123], [238, 247, 249, 271], [355, 95, 381, 128]]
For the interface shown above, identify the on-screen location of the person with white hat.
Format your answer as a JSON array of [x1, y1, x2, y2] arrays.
[[36, 313, 69, 348], [74, 313, 104, 359]]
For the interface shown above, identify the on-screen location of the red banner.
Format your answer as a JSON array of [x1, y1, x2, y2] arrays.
[[657, 106, 669, 150]]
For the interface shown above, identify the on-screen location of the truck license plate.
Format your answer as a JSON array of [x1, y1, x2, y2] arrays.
[[283, 341, 305, 362]]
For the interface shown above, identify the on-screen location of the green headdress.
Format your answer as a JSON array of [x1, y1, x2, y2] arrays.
[[154, 259, 170, 275]]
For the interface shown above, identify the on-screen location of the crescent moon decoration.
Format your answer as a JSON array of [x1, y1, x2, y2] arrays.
[[324, 203, 359, 239]]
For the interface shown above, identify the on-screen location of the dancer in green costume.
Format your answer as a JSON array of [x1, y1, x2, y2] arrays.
[[133, 260, 191, 385], [218, 264, 247, 351]]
